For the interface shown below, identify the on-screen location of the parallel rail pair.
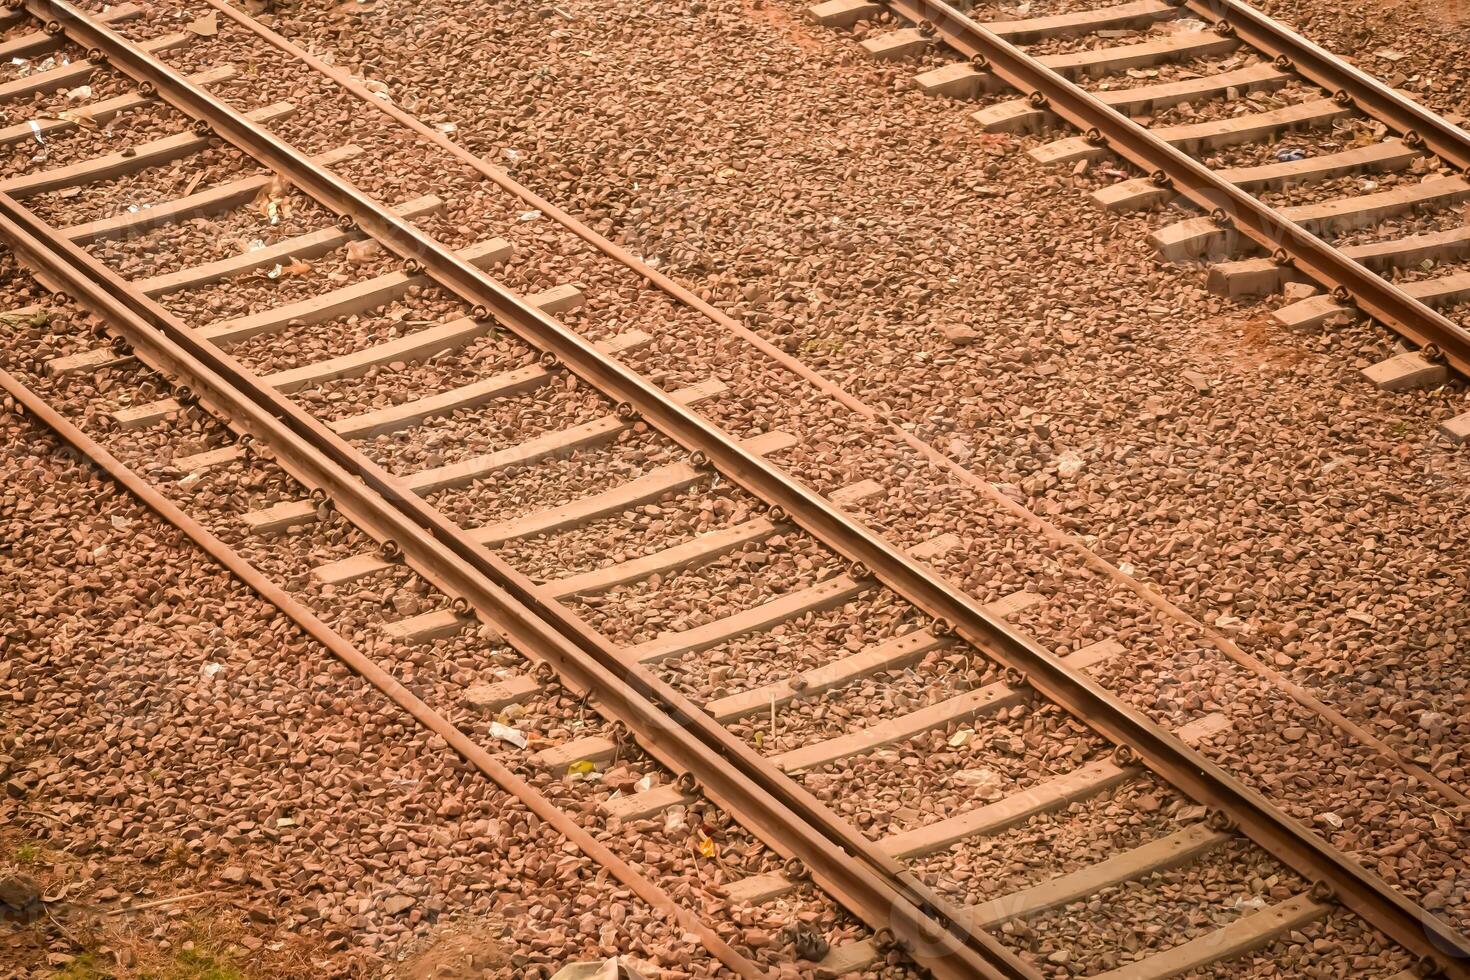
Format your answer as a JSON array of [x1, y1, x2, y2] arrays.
[[829, 0, 1470, 389], [1, 0, 1466, 975]]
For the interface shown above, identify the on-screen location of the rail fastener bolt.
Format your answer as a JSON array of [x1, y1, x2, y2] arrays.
[[1403, 130, 1425, 148], [783, 857, 810, 882], [676, 771, 699, 795], [1150, 170, 1172, 188], [335, 214, 356, 232], [310, 488, 334, 520], [377, 539, 403, 563], [918, 18, 937, 37], [471, 304, 491, 320], [1273, 54, 1294, 70], [1333, 89, 1354, 107], [110, 335, 132, 355], [1308, 880, 1336, 905], [1415, 954, 1446, 978], [614, 401, 638, 421], [930, 617, 956, 637], [1420, 343, 1445, 364], [1210, 208, 1233, 228], [86, 47, 105, 63], [1206, 809, 1239, 833], [403, 257, 424, 274], [1213, 19, 1235, 35], [1027, 91, 1049, 109], [1001, 666, 1028, 689], [538, 350, 560, 369], [845, 560, 871, 581], [450, 596, 472, 617], [1272, 248, 1294, 267], [969, 53, 990, 70], [1331, 285, 1354, 304], [764, 503, 788, 523], [531, 661, 562, 695], [1084, 128, 1107, 146], [44, 20, 63, 35], [138, 81, 156, 97], [1111, 744, 1139, 767], [191, 119, 211, 137]]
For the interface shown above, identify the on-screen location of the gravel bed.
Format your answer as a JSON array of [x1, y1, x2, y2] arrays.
[[0, 69, 140, 148], [738, 660, 982, 749], [377, 384, 624, 478], [1020, 16, 1211, 59], [220, 290, 467, 372], [22, 137, 263, 229], [0, 399, 721, 978], [1086, 52, 1266, 97], [1144, 80, 1328, 129], [3, 0, 1467, 966], [495, 480, 757, 581], [1333, 201, 1470, 249], [1255, 0, 1470, 121], [1177, 910, 1416, 978], [0, 261, 920, 976], [796, 702, 1108, 838], [86, 185, 341, 282], [1199, 116, 1383, 171], [428, 431, 682, 528], [1388, 255, 1470, 287], [907, 777, 1190, 903], [1001, 840, 1304, 975], [657, 595, 926, 701], [566, 543, 845, 647], [979, 0, 1148, 18], [1253, 161, 1454, 214]]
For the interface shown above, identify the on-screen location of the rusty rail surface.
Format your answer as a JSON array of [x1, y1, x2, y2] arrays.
[[0, 366, 762, 978], [1183, 0, 1470, 173], [882, 0, 1470, 378], [0, 199, 1027, 980], [9, 0, 1470, 974], [204, 0, 1470, 819]]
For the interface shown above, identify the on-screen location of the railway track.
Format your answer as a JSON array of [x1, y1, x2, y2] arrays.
[[810, 0, 1470, 424], [1, 0, 1468, 976]]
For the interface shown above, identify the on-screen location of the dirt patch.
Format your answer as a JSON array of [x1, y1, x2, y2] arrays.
[[1189, 312, 1314, 375], [743, 0, 825, 52], [390, 929, 508, 979]]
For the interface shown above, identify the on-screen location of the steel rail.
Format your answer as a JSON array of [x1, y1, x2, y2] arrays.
[[1184, 0, 1470, 173], [880, 0, 1470, 377], [0, 190, 1026, 980], [21, 0, 1470, 972], [7, 4, 1037, 974], [0, 366, 762, 979], [203, 0, 1470, 815]]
